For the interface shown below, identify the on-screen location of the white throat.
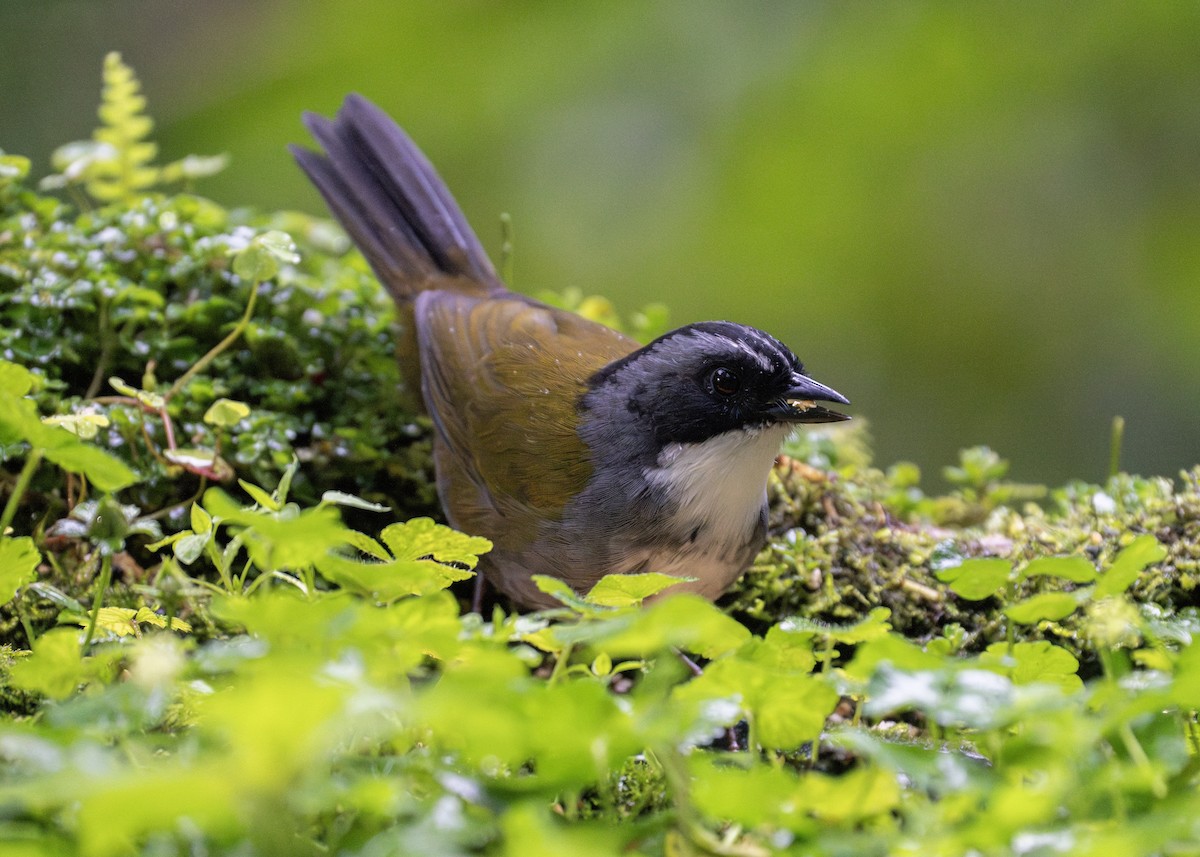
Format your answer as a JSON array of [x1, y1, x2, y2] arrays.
[[644, 424, 792, 545]]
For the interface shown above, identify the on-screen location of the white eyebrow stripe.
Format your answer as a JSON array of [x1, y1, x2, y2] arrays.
[[737, 337, 774, 371], [684, 330, 776, 373]]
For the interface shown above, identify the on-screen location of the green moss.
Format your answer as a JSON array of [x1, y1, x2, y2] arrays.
[[727, 428, 1200, 664]]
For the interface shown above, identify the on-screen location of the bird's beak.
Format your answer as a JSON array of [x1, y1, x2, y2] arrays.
[[774, 374, 851, 424]]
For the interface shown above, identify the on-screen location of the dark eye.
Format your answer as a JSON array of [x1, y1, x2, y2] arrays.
[[708, 366, 741, 396]]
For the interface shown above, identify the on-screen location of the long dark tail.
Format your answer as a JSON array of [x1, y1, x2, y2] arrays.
[[290, 94, 502, 300]]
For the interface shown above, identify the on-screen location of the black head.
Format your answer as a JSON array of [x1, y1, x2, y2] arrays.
[[584, 321, 849, 447]]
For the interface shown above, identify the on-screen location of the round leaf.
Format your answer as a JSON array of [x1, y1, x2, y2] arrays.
[[1020, 556, 1097, 583], [1004, 592, 1080, 624], [203, 398, 250, 427], [936, 558, 1010, 601]]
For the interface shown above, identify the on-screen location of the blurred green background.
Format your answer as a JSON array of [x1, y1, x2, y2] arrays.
[[3, 1, 1198, 486]]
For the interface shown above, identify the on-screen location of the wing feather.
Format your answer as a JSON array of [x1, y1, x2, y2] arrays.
[[415, 292, 635, 547]]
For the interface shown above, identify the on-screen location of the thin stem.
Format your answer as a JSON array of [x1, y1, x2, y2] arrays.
[[165, 280, 260, 402], [1119, 721, 1166, 798], [549, 643, 575, 685], [1, 449, 43, 535], [499, 212, 514, 285], [81, 552, 113, 651], [1108, 416, 1125, 480], [15, 596, 36, 648], [84, 299, 115, 400], [159, 405, 177, 450]]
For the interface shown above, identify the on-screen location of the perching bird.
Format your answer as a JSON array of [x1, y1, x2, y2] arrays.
[[292, 95, 849, 610]]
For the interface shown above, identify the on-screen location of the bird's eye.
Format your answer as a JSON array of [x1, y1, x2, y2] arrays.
[[708, 366, 741, 396]]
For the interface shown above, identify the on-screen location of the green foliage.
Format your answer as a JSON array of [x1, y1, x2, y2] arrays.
[[1, 117, 439, 538], [2, 59, 1200, 857], [535, 287, 671, 343]]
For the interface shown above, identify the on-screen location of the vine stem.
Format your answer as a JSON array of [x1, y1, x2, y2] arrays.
[[165, 280, 260, 402], [0, 449, 43, 535], [81, 552, 113, 651]]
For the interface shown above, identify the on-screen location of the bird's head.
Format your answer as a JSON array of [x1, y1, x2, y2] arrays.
[[584, 321, 849, 450]]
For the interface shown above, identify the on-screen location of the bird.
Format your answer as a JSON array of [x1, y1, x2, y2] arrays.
[[291, 94, 849, 610]]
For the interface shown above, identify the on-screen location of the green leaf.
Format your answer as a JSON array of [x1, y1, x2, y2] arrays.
[[42, 438, 139, 492], [76, 769, 236, 857], [675, 652, 838, 748], [313, 515, 486, 601], [108, 376, 164, 409], [1020, 555, 1097, 583], [979, 641, 1082, 692], [864, 665, 1017, 730], [1004, 592, 1080, 624], [1170, 639, 1200, 707], [379, 517, 492, 569], [0, 536, 40, 605], [203, 397, 250, 427], [757, 627, 818, 673], [0, 388, 52, 446], [591, 651, 613, 677], [576, 594, 751, 659], [319, 491, 391, 513], [174, 531, 211, 565], [26, 581, 85, 613], [190, 502, 212, 535], [9, 627, 85, 699], [777, 606, 892, 644], [533, 574, 595, 611], [792, 767, 902, 824], [203, 488, 352, 572], [62, 605, 191, 636], [42, 412, 110, 440], [256, 230, 300, 264], [317, 550, 473, 601], [845, 634, 949, 681], [238, 479, 281, 511], [499, 802, 629, 857], [935, 557, 1010, 600], [691, 759, 811, 832], [585, 572, 690, 607], [0, 360, 34, 396], [755, 673, 840, 748], [232, 230, 298, 281], [342, 529, 391, 561], [1094, 534, 1167, 599], [700, 762, 903, 828]]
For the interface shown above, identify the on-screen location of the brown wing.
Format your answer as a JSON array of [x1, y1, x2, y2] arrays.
[[415, 291, 637, 548]]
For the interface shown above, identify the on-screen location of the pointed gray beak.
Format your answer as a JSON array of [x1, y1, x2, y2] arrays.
[[773, 373, 851, 424]]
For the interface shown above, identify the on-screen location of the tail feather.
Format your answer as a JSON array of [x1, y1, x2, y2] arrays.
[[290, 93, 500, 299]]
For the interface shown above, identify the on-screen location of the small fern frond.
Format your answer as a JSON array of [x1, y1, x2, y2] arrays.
[[39, 52, 226, 202], [86, 52, 160, 202]]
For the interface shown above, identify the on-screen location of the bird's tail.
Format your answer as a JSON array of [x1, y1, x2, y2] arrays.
[[290, 93, 502, 301]]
